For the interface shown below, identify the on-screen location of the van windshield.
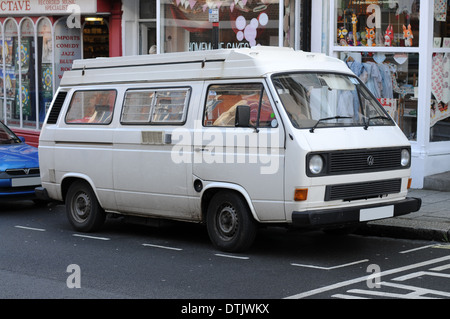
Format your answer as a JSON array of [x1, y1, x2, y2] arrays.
[[271, 73, 394, 131]]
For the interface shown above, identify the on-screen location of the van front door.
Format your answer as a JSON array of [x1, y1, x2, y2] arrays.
[[193, 80, 286, 222]]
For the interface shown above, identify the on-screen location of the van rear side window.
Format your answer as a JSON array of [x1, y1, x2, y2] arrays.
[[65, 90, 117, 124], [121, 88, 190, 125]]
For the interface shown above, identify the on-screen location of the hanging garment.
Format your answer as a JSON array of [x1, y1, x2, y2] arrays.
[[432, 53, 445, 102], [435, 0, 448, 22], [392, 0, 416, 15], [363, 62, 383, 99], [378, 63, 394, 99]]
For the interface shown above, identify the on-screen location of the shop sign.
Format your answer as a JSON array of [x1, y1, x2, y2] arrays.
[[54, 22, 81, 88], [0, 0, 97, 15]]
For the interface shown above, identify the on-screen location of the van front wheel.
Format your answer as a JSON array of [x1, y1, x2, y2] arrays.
[[206, 191, 257, 252], [66, 181, 106, 232]]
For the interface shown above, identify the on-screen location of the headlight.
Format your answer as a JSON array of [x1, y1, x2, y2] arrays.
[[309, 155, 324, 175], [401, 149, 410, 167]]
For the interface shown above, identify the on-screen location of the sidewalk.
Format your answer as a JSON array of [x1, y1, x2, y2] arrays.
[[359, 174, 450, 242]]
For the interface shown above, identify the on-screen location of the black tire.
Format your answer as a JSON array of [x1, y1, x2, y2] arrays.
[[66, 180, 106, 232], [206, 191, 257, 252]]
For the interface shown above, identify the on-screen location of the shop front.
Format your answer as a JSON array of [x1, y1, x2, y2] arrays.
[[311, 0, 450, 188], [122, 0, 311, 55], [0, 0, 122, 146]]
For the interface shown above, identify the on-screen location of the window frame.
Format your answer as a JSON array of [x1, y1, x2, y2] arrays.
[[120, 86, 191, 126], [202, 82, 278, 129], [65, 89, 117, 125]]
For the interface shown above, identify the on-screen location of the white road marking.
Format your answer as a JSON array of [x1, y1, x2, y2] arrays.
[[392, 271, 450, 281], [345, 281, 450, 299], [430, 264, 450, 271], [285, 255, 450, 299], [215, 254, 250, 260], [399, 245, 437, 254], [72, 234, 111, 241], [291, 259, 369, 270], [142, 243, 183, 251], [14, 225, 46, 232], [331, 293, 369, 299]]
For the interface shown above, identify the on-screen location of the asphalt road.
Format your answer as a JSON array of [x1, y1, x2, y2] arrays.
[[1, 199, 450, 306]]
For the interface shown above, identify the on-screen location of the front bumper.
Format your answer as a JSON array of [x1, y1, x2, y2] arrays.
[[35, 186, 51, 201], [292, 197, 422, 228]]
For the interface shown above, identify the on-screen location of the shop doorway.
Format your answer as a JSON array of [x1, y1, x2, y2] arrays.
[[83, 19, 109, 59]]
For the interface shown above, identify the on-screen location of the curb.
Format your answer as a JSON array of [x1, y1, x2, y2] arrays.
[[357, 221, 450, 243]]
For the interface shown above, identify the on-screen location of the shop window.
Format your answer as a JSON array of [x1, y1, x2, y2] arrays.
[[139, 0, 157, 54], [161, 1, 280, 53], [66, 90, 117, 125], [336, 0, 419, 47], [0, 23, 3, 121], [340, 52, 419, 140], [204, 83, 277, 128], [37, 18, 53, 128], [54, 18, 82, 90], [18, 19, 35, 129], [431, 0, 450, 142], [83, 19, 109, 59], [3, 19, 19, 127], [121, 88, 190, 125], [140, 22, 157, 55]]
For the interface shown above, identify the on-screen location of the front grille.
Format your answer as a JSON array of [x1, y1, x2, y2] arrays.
[[307, 147, 410, 177], [5, 168, 40, 176], [325, 179, 401, 201], [329, 148, 402, 174]]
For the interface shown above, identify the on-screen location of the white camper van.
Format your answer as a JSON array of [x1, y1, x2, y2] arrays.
[[37, 47, 421, 252]]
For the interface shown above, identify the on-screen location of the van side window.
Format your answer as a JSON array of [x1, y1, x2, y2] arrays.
[[204, 84, 277, 128], [121, 88, 190, 124], [65, 90, 117, 125]]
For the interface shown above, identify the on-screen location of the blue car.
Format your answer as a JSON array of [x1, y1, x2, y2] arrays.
[[0, 121, 41, 199]]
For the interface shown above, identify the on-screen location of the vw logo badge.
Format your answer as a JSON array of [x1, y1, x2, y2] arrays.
[[367, 155, 375, 166]]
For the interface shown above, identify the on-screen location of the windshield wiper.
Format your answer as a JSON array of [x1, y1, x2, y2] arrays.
[[363, 115, 391, 130], [310, 116, 352, 133]]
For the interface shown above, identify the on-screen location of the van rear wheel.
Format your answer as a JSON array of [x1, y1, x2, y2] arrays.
[[66, 180, 106, 232], [206, 191, 257, 253]]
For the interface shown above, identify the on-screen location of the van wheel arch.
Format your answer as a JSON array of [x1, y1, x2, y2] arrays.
[[65, 179, 106, 232], [61, 177, 97, 203], [202, 188, 258, 252], [201, 187, 257, 223]]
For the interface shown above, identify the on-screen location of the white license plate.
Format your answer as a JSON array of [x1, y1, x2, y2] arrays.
[[11, 177, 41, 187], [360, 205, 394, 222]]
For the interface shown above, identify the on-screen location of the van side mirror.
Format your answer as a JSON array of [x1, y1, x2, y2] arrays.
[[235, 105, 251, 128]]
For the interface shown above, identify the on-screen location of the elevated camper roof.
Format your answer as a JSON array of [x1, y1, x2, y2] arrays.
[[60, 47, 353, 87]]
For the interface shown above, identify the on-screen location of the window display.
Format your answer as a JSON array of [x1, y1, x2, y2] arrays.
[[161, 0, 280, 53], [339, 52, 419, 140], [431, 0, 450, 142], [336, 0, 419, 47], [3, 20, 18, 127]]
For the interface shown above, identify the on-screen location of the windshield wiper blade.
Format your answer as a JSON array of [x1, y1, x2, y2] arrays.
[[363, 115, 391, 130], [310, 116, 352, 133]]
